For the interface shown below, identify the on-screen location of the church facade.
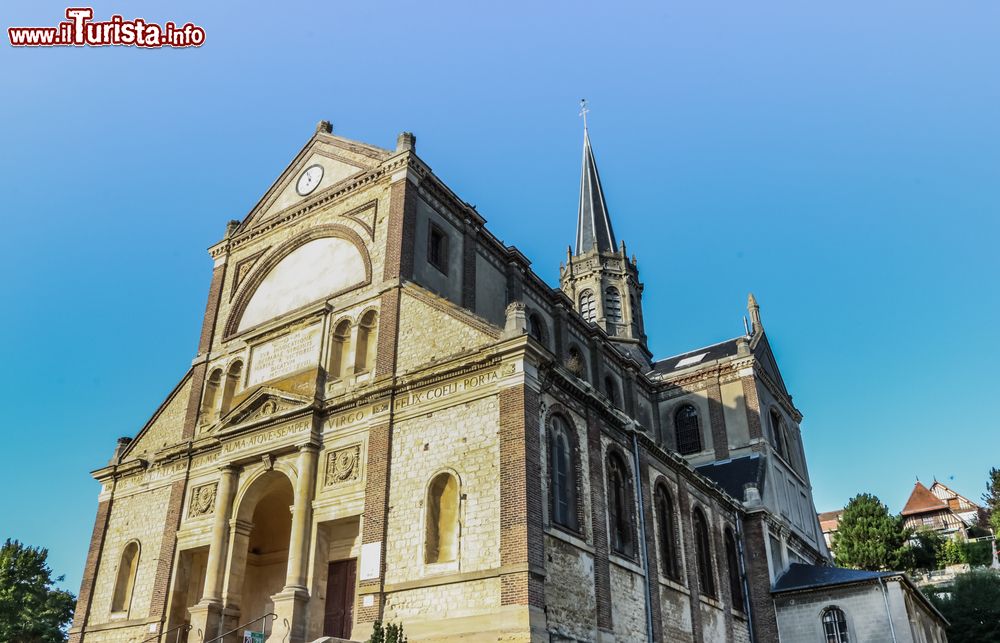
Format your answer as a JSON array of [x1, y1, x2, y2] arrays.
[[69, 120, 830, 643]]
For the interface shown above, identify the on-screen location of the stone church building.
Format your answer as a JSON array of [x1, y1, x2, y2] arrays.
[[69, 120, 838, 643]]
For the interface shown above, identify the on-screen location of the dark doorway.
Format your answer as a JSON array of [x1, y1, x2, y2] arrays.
[[324, 558, 357, 638]]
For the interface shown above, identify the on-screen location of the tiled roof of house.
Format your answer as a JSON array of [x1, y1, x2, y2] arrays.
[[817, 510, 843, 532], [901, 481, 948, 516]]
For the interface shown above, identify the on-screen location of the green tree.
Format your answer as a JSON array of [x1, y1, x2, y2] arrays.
[[982, 467, 1000, 535], [901, 529, 943, 572], [367, 620, 407, 643], [926, 570, 1000, 643], [832, 493, 909, 570], [0, 540, 76, 643]]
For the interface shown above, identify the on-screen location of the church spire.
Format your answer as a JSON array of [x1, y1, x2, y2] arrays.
[[575, 101, 617, 255]]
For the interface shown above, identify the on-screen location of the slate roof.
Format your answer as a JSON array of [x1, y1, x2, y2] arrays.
[[771, 563, 897, 593], [650, 337, 744, 375], [696, 454, 766, 501], [901, 481, 948, 516], [575, 127, 617, 254]]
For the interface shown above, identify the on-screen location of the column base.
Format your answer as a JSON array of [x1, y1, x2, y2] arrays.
[[188, 601, 225, 642], [271, 587, 310, 643]]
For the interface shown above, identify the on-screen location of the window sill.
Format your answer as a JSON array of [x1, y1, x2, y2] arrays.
[[658, 577, 690, 596], [545, 526, 594, 554], [698, 595, 723, 610], [608, 553, 645, 576], [423, 560, 459, 576]]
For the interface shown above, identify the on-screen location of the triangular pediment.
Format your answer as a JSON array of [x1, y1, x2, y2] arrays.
[[216, 387, 312, 431], [751, 332, 789, 398], [239, 129, 391, 231]]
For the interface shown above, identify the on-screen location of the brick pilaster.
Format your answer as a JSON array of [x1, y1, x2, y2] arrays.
[[461, 226, 477, 310], [741, 377, 764, 442], [68, 499, 111, 643], [637, 455, 663, 641], [383, 175, 417, 282], [357, 421, 392, 623], [677, 485, 704, 643], [585, 410, 613, 633], [707, 381, 730, 460], [741, 515, 779, 642], [498, 386, 545, 609], [149, 480, 186, 621], [374, 289, 401, 379]]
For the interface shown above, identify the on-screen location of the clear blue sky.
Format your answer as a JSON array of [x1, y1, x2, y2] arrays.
[[2, 1, 997, 591]]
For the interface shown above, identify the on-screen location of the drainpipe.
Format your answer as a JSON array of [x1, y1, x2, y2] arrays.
[[630, 430, 655, 642], [878, 577, 898, 643], [734, 517, 756, 643]]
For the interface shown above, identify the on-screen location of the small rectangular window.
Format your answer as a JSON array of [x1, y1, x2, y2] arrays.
[[428, 223, 449, 274]]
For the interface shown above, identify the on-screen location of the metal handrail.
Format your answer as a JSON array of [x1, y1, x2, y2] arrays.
[[141, 623, 192, 643], [204, 612, 277, 643]]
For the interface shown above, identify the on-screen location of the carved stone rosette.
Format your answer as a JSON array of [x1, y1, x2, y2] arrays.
[[189, 483, 218, 517], [325, 445, 361, 487]]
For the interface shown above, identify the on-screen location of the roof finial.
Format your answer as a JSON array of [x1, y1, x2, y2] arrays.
[[747, 292, 762, 333], [579, 98, 590, 131]]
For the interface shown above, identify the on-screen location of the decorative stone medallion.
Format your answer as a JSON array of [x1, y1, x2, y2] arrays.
[[325, 445, 361, 487], [189, 483, 217, 517]]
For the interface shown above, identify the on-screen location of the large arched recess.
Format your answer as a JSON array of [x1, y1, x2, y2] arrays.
[[226, 225, 372, 336]]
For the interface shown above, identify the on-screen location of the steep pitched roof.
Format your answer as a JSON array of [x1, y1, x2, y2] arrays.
[[575, 127, 617, 254], [650, 337, 743, 375], [901, 481, 948, 516], [696, 454, 767, 500], [817, 510, 844, 532], [772, 563, 896, 593]]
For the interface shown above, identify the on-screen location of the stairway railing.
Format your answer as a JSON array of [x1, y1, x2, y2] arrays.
[[140, 623, 191, 643], [203, 612, 277, 643]]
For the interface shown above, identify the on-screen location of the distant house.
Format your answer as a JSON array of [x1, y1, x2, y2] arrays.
[[901, 480, 983, 539], [818, 509, 844, 550]]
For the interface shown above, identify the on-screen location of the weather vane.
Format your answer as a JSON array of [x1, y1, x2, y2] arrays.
[[579, 98, 590, 129]]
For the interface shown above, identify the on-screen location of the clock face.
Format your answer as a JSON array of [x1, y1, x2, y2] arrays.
[[296, 164, 324, 196]]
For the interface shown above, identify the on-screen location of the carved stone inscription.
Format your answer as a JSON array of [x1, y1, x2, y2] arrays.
[[325, 444, 361, 487], [221, 420, 310, 456], [189, 483, 217, 517], [248, 324, 322, 386]]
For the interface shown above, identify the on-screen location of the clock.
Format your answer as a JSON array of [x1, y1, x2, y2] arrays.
[[296, 164, 324, 196]]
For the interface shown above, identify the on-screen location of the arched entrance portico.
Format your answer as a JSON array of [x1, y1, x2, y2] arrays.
[[222, 471, 294, 635]]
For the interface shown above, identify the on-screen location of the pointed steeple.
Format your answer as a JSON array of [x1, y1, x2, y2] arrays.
[[575, 123, 617, 254]]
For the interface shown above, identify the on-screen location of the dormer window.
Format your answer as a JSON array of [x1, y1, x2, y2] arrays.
[[428, 223, 449, 274]]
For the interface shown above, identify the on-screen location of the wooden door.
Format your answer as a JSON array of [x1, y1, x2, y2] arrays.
[[324, 559, 357, 638]]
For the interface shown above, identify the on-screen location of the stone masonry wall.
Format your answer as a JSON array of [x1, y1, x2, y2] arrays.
[[384, 394, 501, 585], [88, 485, 173, 625], [123, 377, 191, 464]]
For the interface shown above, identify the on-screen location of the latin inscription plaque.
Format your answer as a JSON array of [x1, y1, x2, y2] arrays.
[[248, 324, 321, 386]]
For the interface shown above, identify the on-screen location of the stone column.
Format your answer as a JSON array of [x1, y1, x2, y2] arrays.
[[189, 465, 238, 641], [286, 445, 319, 589], [272, 445, 319, 643]]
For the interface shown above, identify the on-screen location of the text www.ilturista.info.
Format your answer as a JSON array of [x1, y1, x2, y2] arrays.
[[8, 8, 205, 48]]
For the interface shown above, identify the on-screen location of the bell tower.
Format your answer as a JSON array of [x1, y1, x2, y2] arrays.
[[559, 105, 650, 364]]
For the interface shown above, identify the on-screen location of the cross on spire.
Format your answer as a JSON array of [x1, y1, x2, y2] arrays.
[[579, 98, 590, 130]]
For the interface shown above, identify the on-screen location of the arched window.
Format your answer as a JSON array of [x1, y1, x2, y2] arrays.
[[606, 452, 635, 558], [329, 319, 352, 379], [604, 376, 618, 407], [111, 541, 140, 614], [425, 472, 460, 564], [219, 360, 243, 416], [354, 310, 378, 373], [528, 313, 546, 344], [579, 290, 596, 322], [822, 607, 849, 643], [725, 528, 744, 609], [655, 485, 680, 580], [604, 287, 622, 324], [201, 369, 222, 424], [769, 408, 786, 459], [566, 345, 586, 379], [675, 404, 702, 455], [693, 508, 715, 597], [549, 416, 578, 531]]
